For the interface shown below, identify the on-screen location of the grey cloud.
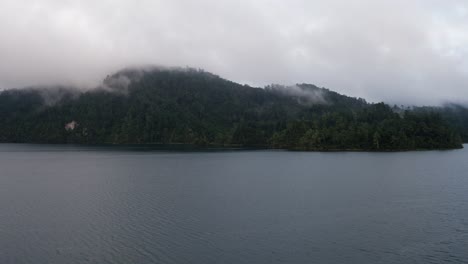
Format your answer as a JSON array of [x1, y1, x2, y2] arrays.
[[0, 0, 467, 105]]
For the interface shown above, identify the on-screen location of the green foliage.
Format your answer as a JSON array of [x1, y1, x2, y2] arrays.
[[0, 68, 463, 150]]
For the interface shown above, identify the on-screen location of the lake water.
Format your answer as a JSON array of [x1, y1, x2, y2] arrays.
[[1, 144, 468, 264]]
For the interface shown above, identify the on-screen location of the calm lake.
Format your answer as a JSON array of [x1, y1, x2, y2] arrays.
[[1, 144, 467, 264]]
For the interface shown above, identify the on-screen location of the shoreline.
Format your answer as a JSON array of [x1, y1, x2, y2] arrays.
[[0, 142, 464, 152]]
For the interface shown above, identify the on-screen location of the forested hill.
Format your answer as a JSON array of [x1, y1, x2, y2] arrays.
[[0, 67, 464, 150]]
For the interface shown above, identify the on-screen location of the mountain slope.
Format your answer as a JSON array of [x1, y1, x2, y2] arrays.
[[0, 67, 463, 150]]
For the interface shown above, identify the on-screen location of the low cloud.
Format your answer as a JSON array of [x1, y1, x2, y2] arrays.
[[267, 84, 327, 105]]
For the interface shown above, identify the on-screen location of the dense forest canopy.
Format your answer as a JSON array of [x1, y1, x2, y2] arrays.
[[0, 67, 465, 150]]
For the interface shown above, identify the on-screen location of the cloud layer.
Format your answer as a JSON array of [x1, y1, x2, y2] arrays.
[[1, 0, 468, 105]]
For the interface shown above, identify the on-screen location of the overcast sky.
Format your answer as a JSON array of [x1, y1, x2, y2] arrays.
[[1, 0, 467, 105]]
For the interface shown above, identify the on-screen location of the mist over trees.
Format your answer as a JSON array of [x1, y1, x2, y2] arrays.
[[0, 67, 464, 150]]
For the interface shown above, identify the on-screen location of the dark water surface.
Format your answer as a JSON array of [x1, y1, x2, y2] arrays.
[[1, 144, 468, 264]]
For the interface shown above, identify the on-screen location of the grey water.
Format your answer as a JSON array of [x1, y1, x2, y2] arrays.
[[1, 144, 468, 264]]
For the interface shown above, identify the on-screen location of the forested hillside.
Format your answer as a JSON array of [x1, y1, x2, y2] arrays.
[[0, 67, 464, 150]]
